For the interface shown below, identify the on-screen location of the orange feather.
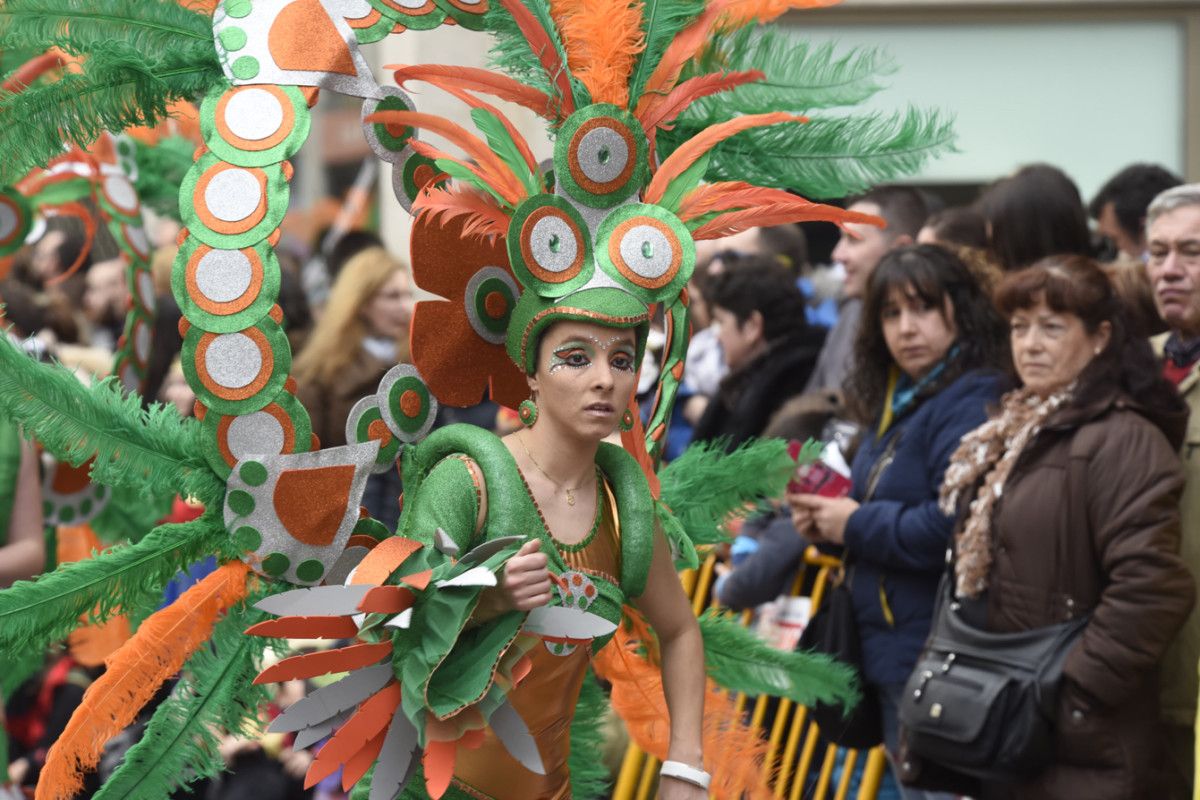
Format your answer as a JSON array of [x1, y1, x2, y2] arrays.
[[351, 536, 423, 586], [638, 70, 764, 135], [592, 614, 775, 799], [35, 561, 250, 800], [550, 0, 644, 107], [341, 726, 388, 791], [254, 642, 394, 685], [635, 0, 736, 110], [644, 112, 805, 204], [497, 0, 576, 117], [413, 184, 511, 240], [388, 65, 556, 119], [714, 0, 844, 31], [305, 681, 402, 788], [364, 110, 525, 206], [418, 83, 539, 177], [691, 200, 883, 240]]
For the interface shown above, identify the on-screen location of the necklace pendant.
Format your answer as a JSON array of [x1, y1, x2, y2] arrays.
[[566, 489, 575, 506]]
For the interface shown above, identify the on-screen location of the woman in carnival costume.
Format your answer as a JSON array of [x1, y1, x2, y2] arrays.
[[0, 0, 955, 796]]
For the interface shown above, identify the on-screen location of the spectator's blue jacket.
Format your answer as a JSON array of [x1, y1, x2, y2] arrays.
[[844, 368, 1003, 686]]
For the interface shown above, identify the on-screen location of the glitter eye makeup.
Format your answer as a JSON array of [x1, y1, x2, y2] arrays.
[[548, 340, 595, 373]]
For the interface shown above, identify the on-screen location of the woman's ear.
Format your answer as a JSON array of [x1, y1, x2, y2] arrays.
[[1094, 320, 1113, 354], [527, 373, 539, 397], [745, 310, 765, 343]]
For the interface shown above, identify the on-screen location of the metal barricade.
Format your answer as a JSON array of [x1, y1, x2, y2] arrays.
[[611, 548, 887, 799]]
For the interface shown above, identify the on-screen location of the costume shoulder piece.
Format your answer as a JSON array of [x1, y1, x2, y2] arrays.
[[0, 0, 952, 797]]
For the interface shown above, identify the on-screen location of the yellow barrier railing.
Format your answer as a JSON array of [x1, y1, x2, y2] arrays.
[[611, 548, 888, 799]]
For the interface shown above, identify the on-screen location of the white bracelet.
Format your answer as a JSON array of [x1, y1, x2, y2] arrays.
[[660, 760, 711, 791]]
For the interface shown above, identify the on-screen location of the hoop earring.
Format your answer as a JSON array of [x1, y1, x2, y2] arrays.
[[619, 408, 636, 432], [518, 399, 539, 428]]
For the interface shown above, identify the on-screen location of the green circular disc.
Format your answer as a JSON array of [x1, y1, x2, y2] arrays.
[[262, 553, 290, 576], [239, 460, 268, 486], [178, 152, 291, 250], [506, 194, 594, 298], [296, 559, 325, 582], [594, 203, 695, 305], [181, 317, 292, 416], [231, 56, 260, 81], [234, 525, 262, 551], [201, 84, 311, 168], [553, 104, 648, 209], [227, 489, 256, 516]]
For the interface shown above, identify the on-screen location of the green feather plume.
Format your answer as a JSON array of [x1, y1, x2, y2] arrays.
[[658, 438, 795, 547], [0, 39, 221, 183], [566, 669, 613, 800], [469, 107, 540, 196], [94, 589, 278, 800], [0, 0, 214, 57], [90, 484, 176, 545], [699, 608, 859, 711], [132, 136, 196, 221], [0, 511, 234, 655], [687, 27, 896, 114], [0, 334, 223, 505], [483, 0, 589, 115], [626, 0, 706, 108], [661, 106, 956, 199]]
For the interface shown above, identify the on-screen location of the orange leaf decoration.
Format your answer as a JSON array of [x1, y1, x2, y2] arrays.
[[305, 681, 402, 788], [357, 585, 416, 614], [422, 740, 459, 799], [36, 561, 250, 800], [351, 536, 424, 586], [244, 616, 361, 639], [253, 642, 394, 685]]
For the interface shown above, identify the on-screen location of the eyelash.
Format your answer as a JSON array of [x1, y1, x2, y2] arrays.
[[548, 350, 636, 373]]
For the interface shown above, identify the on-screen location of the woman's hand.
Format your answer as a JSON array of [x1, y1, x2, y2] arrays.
[[788, 495, 860, 546], [786, 490, 815, 535], [660, 775, 709, 800], [499, 539, 553, 611]]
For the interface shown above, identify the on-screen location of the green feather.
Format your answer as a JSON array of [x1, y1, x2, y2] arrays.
[[469, 107, 540, 196], [0, 0, 213, 56], [688, 27, 896, 114], [132, 136, 196, 221], [28, 177, 94, 207], [626, 0, 706, 108], [94, 590, 278, 800], [657, 438, 795, 548], [699, 608, 859, 711], [566, 669, 612, 800], [0, 511, 233, 655], [0, 39, 221, 184], [662, 106, 956, 199], [90, 484, 176, 545], [482, 0, 589, 115], [657, 150, 709, 214], [0, 333, 223, 505]]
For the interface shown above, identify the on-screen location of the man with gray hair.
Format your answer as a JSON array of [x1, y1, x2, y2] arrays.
[[1146, 182, 1200, 799]]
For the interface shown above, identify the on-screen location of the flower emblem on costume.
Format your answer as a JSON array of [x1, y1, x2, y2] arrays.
[[408, 213, 530, 409], [539, 570, 603, 656]]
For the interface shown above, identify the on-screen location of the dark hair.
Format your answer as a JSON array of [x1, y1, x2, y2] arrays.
[[994, 255, 1183, 439], [977, 164, 1091, 271], [853, 185, 930, 240], [846, 244, 1009, 424], [1102, 261, 1167, 338], [757, 223, 809, 273], [1088, 163, 1183, 243], [326, 229, 384, 279], [922, 206, 988, 250], [706, 257, 810, 343]]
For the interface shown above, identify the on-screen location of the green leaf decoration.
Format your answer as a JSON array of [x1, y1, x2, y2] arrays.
[[27, 177, 94, 208], [0, 511, 232, 655], [661, 106, 956, 199], [94, 588, 279, 800], [469, 107, 540, 197], [132, 135, 196, 222], [0, 333, 223, 505], [0, 0, 214, 57], [657, 437, 795, 547], [626, 0, 706, 108], [699, 608, 859, 711], [0, 39, 221, 184], [657, 150, 710, 214], [688, 27, 896, 114]]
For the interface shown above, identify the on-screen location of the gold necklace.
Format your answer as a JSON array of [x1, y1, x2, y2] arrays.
[[517, 433, 590, 506]]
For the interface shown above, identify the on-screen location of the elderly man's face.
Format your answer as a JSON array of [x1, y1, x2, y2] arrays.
[[1147, 205, 1200, 337]]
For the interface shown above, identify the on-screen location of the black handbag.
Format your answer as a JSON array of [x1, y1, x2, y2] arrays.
[[796, 563, 882, 750], [897, 573, 1087, 783]]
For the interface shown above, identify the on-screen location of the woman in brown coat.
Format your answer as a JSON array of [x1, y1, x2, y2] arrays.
[[937, 255, 1195, 799]]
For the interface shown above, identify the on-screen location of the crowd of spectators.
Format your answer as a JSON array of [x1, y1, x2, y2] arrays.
[[3, 160, 1200, 799]]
